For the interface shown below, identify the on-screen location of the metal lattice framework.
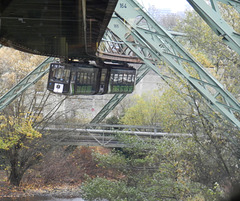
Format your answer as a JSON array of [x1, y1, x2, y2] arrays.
[[91, 63, 151, 123], [187, 0, 240, 54], [0, 57, 55, 111], [43, 124, 192, 147], [216, 0, 240, 12], [0, 0, 239, 130], [92, 0, 240, 129]]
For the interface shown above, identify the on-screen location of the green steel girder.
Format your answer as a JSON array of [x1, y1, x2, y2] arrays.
[[91, 63, 151, 123], [100, 28, 143, 60], [216, 0, 240, 13], [187, 0, 240, 54], [0, 57, 55, 111], [92, 26, 178, 123], [103, 0, 240, 129]]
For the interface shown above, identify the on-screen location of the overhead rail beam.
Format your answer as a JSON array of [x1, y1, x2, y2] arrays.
[[0, 57, 55, 111], [187, 0, 240, 54]]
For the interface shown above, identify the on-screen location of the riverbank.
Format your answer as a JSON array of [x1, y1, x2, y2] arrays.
[[0, 181, 83, 198], [0, 171, 82, 199]]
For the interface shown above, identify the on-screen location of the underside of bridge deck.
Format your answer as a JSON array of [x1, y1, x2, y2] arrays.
[[0, 0, 118, 59]]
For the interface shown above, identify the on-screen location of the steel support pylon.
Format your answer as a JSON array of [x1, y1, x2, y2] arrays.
[[0, 57, 55, 111], [92, 0, 240, 129], [187, 0, 240, 54], [216, 0, 240, 13], [91, 64, 151, 123]]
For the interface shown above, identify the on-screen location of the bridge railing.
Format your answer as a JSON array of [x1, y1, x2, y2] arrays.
[[40, 123, 193, 147], [43, 123, 163, 132]]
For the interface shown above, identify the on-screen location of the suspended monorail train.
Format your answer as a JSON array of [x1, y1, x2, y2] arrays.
[[47, 62, 136, 95]]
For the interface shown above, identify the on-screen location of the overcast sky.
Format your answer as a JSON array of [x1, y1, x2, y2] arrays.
[[137, 0, 190, 12]]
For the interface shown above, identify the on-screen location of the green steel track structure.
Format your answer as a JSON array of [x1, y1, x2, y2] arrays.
[[92, 0, 240, 129], [0, 57, 55, 111], [187, 0, 240, 54], [214, 0, 240, 13], [0, 0, 239, 129], [91, 63, 151, 123]]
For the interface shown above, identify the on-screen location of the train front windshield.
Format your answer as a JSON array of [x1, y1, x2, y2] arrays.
[[47, 63, 71, 94], [109, 68, 136, 94], [50, 67, 71, 84]]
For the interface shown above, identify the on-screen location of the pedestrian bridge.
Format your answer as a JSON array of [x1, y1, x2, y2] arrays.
[[40, 124, 192, 147]]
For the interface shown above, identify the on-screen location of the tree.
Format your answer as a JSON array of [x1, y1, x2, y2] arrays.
[[0, 114, 42, 186], [147, 5, 185, 30], [174, 6, 240, 95], [0, 47, 69, 186], [120, 85, 240, 191], [81, 136, 223, 201], [119, 6, 240, 195], [120, 90, 189, 132], [173, 8, 240, 189]]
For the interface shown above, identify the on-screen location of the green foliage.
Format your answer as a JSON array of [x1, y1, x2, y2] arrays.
[[82, 7, 240, 197], [106, 116, 121, 125], [0, 115, 41, 150], [81, 177, 143, 201], [175, 8, 240, 96], [120, 91, 188, 132], [82, 137, 224, 200]]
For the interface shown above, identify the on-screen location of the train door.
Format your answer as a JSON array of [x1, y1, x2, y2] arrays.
[[97, 68, 110, 94]]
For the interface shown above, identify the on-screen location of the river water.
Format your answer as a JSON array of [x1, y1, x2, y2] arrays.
[[0, 197, 84, 201]]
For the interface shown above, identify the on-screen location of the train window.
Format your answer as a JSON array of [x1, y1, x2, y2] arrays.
[[127, 74, 132, 83], [123, 73, 128, 84], [108, 67, 136, 94], [101, 69, 107, 82], [113, 74, 118, 83], [74, 67, 100, 95], [132, 74, 135, 82], [80, 73, 84, 83], [50, 67, 70, 84], [118, 74, 123, 83], [71, 71, 76, 82]]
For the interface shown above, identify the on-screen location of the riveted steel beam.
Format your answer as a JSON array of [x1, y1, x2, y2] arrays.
[[106, 0, 240, 129], [91, 63, 151, 123], [0, 57, 55, 111], [216, 0, 240, 13], [187, 0, 240, 54]]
